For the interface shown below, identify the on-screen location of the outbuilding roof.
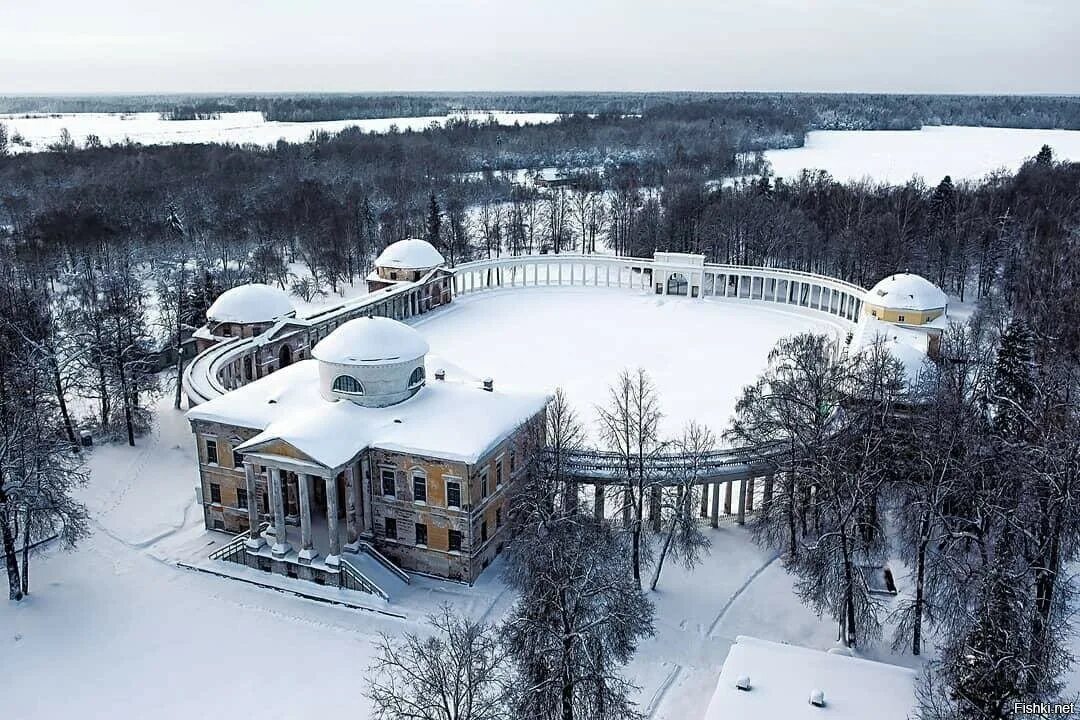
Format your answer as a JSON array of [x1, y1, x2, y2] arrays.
[[206, 284, 295, 325], [867, 273, 948, 312], [375, 238, 446, 270], [312, 317, 429, 366], [703, 636, 916, 720]]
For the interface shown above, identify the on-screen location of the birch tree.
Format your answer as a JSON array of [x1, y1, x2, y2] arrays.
[[596, 368, 665, 586], [650, 420, 713, 591]]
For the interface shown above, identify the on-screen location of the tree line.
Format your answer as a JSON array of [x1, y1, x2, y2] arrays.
[[3, 92, 1079, 128]]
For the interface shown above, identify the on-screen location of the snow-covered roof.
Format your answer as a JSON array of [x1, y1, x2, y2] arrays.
[[867, 273, 948, 312], [312, 317, 429, 365], [853, 317, 930, 386], [206, 284, 295, 325], [186, 359, 549, 467], [703, 636, 916, 720], [375, 238, 446, 270]]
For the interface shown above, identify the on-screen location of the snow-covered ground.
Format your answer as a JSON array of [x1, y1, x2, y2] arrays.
[[764, 126, 1080, 184], [0, 110, 563, 153], [414, 287, 849, 441], [4, 286, 1075, 719]]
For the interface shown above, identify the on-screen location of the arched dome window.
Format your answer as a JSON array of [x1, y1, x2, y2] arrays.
[[408, 366, 425, 389], [332, 375, 365, 395]]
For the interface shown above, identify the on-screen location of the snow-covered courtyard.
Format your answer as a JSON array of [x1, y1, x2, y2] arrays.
[[413, 287, 849, 440]]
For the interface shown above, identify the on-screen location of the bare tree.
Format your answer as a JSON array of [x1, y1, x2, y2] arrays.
[[366, 604, 510, 720], [502, 513, 654, 720], [650, 420, 713, 590], [596, 368, 665, 586], [544, 187, 570, 254]]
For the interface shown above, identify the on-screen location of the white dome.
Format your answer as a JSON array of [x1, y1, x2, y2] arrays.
[[312, 317, 429, 366], [207, 283, 295, 324], [375, 238, 446, 270], [867, 274, 948, 312]]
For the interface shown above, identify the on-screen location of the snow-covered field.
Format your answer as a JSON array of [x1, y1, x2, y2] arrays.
[[764, 126, 1080, 184], [414, 287, 848, 440], [0, 110, 562, 153]]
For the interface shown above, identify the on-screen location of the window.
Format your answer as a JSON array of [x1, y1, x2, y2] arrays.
[[897, 314, 906, 322], [384, 518, 397, 540], [236, 487, 248, 509], [448, 529, 462, 553], [408, 366, 425, 388], [509, 450, 516, 473], [415, 523, 428, 546], [261, 491, 269, 514], [495, 460, 503, 488], [232, 450, 244, 468], [210, 483, 222, 504], [447, 480, 461, 509], [496, 507, 503, 528], [412, 471, 427, 502], [205, 439, 218, 465], [332, 375, 364, 395], [871, 309, 878, 318], [479, 470, 488, 499], [381, 468, 396, 497], [481, 520, 488, 543]]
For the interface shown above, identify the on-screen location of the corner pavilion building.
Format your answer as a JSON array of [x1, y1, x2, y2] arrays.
[[187, 316, 549, 586], [854, 272, 951, 384]]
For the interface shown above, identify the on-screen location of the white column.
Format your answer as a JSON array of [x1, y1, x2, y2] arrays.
[[298, 473, 317, 562], [345, 464, 359, 550], [271, 468, 291, 558], [244, 463, 264, 549], [361, 461, 374, 537], [737, 478, 747, 526], [325, 474, 341, 566]]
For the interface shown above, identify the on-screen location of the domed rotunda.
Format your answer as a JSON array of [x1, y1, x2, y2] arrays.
[[312, 316, 429, 408], [368, 238, 448, 292], [864, 273, 948, 326], [207, 283, 296, 327], [195, 283, 297, 352]]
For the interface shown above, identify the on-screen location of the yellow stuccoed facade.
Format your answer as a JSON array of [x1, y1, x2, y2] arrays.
[[864, 304, 944, 326]]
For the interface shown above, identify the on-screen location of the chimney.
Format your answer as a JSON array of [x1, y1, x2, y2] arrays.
[[482, 378, 494, 392], [435, 368, 446, 381], [809, 689, 826, 708], [735, 675, 751, 691]]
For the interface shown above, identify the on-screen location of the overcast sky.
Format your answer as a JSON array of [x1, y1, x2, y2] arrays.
[[3, 0, 1078, 94]]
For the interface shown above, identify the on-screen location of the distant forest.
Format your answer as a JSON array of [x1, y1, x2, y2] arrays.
[[0, 99, 1076, 308], [2, 91, 1079, 130]]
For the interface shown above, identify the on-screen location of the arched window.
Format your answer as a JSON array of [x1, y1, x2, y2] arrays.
[[332, 375, 364, 395], [408, 366, 425, 389]]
